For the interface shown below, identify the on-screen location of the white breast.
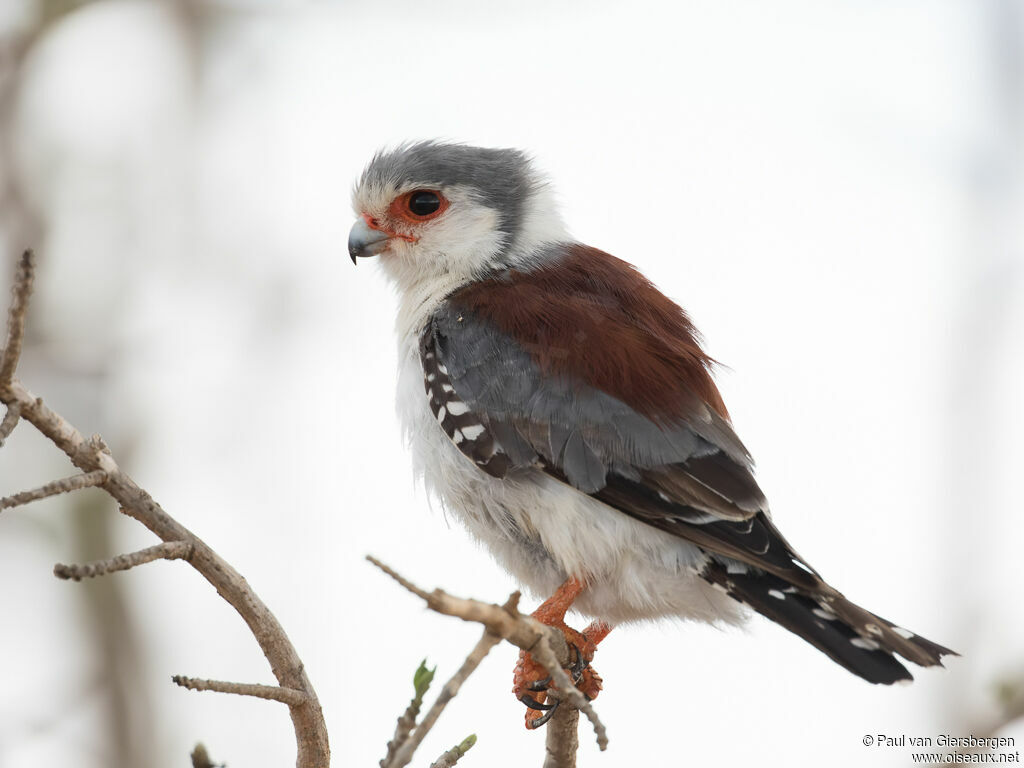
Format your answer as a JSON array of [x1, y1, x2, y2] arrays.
[[395, 334, 746, 627]]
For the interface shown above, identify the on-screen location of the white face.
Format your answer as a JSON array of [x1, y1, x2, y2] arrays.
[[349, 145, 570, 339], [351, 179, 509, 294]]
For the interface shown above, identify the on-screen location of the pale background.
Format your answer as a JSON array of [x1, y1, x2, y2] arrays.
[[0, 1, 1022, 766]]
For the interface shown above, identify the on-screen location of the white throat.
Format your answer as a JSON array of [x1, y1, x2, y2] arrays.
[[383, 184, 570, 344]]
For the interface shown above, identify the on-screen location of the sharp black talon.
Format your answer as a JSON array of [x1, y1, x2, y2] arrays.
[[526, 676, 551, 691], [569, 645, 588, 683], [519, 694, 555, 711], [529, 700, 559, 728]]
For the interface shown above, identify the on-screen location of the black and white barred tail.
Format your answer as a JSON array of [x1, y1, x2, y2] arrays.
[[701, 558, 957, 684]]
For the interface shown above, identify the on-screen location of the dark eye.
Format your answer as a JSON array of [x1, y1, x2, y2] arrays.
[[408, 190, 441, 216], [389, 189, 448, 223]]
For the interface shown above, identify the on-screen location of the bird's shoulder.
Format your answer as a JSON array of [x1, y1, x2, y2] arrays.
[[441, 241, 729, 423]]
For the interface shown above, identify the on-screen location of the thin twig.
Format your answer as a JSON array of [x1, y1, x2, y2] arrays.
[[54, 540, 193, 581], [172, 676, 308, 707], [0, 249, 33, 389], [383, 698, 422, 766], [0, 400, 19, 444], [1, 470, 108, 511], [390, 625, 506, 768], [382, 661, 435, 767], [368, 556, 433, 601], [429, 735, 477, 768], [367, 556, 609, 757], [366, 556, 553, 653]]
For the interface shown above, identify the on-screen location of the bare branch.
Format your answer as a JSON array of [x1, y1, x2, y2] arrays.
[[543, 701, 579, 768], [0, 249, 34, 390], [389, 626, 504, 768], [1, 470, 108, 511], [172, 676, 308, 707], [54, 540, 192, 581], [0, 256, 330, 767], [428, 735, 477, 768], [0, 400, 20, 444], [367, 556, 608, 757]]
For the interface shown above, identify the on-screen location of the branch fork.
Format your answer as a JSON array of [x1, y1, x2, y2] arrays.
[[0, 251, 329, 767], [369, 555, 609, 768]]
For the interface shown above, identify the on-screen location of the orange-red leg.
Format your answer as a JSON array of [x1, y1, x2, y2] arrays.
[[583, 619, 613, 646], [512, 578, 613, 729]]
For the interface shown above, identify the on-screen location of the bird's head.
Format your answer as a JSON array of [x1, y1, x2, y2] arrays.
[[349, 142, 567, 294]]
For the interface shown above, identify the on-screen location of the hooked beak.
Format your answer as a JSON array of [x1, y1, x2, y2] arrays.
[[348, 218, 394, 265]]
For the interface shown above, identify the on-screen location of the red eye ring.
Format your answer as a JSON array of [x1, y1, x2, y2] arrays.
[[389, 189, 450, 224]]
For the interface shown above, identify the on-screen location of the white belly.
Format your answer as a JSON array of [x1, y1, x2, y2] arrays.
[[396, 338, 745, 627]]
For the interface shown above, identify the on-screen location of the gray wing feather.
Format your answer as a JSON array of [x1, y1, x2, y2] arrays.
[[428, 304, 767, 521]]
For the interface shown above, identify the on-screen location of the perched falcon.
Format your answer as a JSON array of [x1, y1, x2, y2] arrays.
[[349, 141, 955, 727]]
